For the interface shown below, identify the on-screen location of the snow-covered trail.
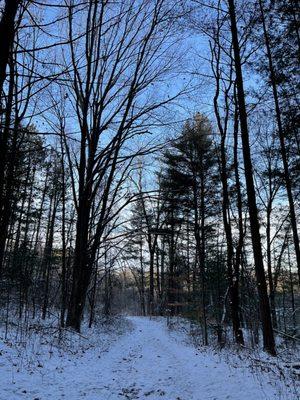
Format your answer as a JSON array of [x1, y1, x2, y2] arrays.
[[91, 316, 277, 400], [1, 316, 281, 400]]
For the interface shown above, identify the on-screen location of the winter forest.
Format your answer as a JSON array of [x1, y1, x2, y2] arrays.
[[0, 0, 299, 399]]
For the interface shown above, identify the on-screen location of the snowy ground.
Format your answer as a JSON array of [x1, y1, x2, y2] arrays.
[[0, 316, 298, 400]]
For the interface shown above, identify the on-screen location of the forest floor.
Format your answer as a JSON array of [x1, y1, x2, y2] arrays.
[[0, 315, 299, 400]]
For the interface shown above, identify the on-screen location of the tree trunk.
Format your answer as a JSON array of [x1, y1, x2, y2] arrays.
[[258, 0, 300, 284], [233, 103, 246, 326], [60, 141, 67, 328], [149, 249, 155, 314], [168, 208, 176, 316], [41, 194, 58, 320], [66, 201, 92, 331], [199, 162, 208, 345], [0, 0, 20, 94], [266, 195, 277, 328], [0, 61, 16, 274], [0, 1, 21, 249], [213, 58, 244, 344], [219, 136, 244, 345], [228, 0, 276, 356]]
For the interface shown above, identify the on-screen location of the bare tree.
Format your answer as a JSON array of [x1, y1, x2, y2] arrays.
[[62, 0, 182, 331], [227, 0, 276, 356], [209, 19, 244, 344], [258, 0, 300, 284]]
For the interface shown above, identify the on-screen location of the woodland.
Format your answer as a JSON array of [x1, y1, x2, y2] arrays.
[[0, 1, 299, 386]]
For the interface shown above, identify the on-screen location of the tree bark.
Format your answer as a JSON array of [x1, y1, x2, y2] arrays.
[[0, 0, 20, 95], [66, 200, 92, 331]]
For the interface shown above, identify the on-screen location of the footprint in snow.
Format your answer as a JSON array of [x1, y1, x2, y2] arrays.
[[119, 385, 141, 399]]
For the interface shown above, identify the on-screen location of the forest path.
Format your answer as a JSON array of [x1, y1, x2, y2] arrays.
[[3, 316, 279, 400], [71, 316, 275, 400]]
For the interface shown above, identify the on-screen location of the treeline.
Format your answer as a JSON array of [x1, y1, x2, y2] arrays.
[[0, 0, 299, 357]]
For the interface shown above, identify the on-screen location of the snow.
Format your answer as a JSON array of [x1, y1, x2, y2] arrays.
[[0, 316, 298, 400]]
